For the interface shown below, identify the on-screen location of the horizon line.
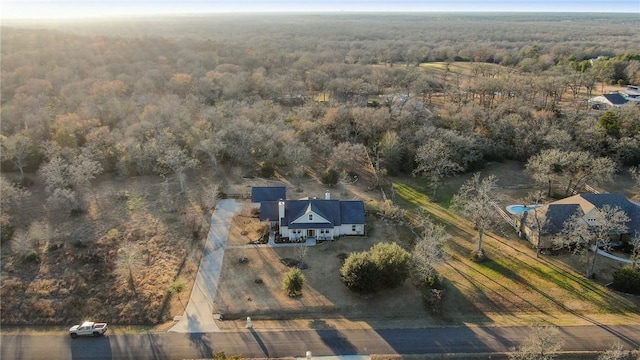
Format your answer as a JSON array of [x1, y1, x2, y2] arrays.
[[2, 10, 639, 21]]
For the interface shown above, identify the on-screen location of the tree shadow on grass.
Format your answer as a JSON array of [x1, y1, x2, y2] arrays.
[[437, 271, 495, 326]]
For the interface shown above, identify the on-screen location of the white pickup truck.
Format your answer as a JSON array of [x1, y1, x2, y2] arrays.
[[69, 321, 108, 338]]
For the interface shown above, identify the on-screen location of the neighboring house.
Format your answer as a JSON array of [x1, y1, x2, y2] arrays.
[[588, 93, 629, 109], [517, 193, 640, 248], [623, 85, 640, 103], [254, 187, 366, 241]]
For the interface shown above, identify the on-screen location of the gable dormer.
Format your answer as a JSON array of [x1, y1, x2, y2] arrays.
[[290, 202, 331, 225]]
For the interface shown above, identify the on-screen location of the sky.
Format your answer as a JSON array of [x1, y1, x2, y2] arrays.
[[1, 0, 639, 19]]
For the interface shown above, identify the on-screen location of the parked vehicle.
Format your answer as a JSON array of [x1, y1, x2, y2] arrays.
[[69, 321, 108, 338]]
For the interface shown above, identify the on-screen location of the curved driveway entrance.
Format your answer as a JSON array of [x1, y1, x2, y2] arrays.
[[169, 199, 241, 333]]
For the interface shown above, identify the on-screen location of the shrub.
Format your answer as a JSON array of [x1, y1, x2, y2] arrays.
[[260, 162, 275, 178], [422, 287, 445, 315], [369, 242, 412, 289], [282, 267, 306, 297], [1, 220, 14, 244], [340, 242, 411, 294], [321, 167, 339, 186], [417, 274, 444, 314], [170, 280, 186, 295], [418, 274, 443, 291], [612, 266, 640, 295], [340, 252, 379, 294], [22, 250, 38, 263], [470, 249, 488, 262]]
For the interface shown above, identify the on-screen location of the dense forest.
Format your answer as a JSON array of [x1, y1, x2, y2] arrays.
[[1, 13, 640, 324], [2, 14, 640, 180]]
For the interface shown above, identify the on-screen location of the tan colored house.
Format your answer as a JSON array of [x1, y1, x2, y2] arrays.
[[516, 193, 640, 249]]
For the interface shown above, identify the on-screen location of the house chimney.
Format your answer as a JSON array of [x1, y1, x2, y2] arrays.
[[325, 190, 330, 200], [278, 200, 285, 225]]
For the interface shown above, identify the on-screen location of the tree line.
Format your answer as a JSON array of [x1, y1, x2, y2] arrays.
[[1, 14, 639, 218]]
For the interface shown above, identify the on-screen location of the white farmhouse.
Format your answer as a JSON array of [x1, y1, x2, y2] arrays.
[[253, 187, 365, 241]]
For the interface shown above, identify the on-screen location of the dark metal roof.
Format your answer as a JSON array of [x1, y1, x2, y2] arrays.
[[602, 93, 628, 105], [251, 186, 286, 203], [340, 201, 366, 224], [258, 198, 366, 227], [259, 201, 280, 222], [284, 199, 340, 226]]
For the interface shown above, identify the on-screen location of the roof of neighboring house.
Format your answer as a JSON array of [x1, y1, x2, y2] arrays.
[[259, 199, 366, 228], [601, 93, 628, 106], [588, 93, 629, 107], [522, 193, 640, 235], [522, 203, 583, 235], [251, 186, 286, 203]]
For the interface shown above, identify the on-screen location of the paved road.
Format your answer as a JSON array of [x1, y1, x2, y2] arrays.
[[2, 325, 639, 359]]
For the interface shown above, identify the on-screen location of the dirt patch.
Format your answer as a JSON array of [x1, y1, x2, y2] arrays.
[[228, 205, 268, 246]]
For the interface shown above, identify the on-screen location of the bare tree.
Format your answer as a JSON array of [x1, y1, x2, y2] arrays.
[[630, 167, 640, 200], [0, 175, 31, 214], [452, 173, 499, 259], [157, 145, 200, 194], [630, 231, 640, 270], [197, 134, 224, 173], [201, 183, 221, 212], [414, 139, 462, 197], [527, 149, 616, 197], [47, 188, 80, 217], [377, 200, 408, 225], [332, 142, 368, 177], [522, 190, 551, 258], [115, 240, 143, 293], [27, 220, 52, 253], [39, 156, 69, 194], [1, 133, 33, 181], [40, 151, 102, 211], [294, 242, 308, 265], [12, 230, 37, 260], [411, 214, 449, 285], [598, 343, 630, 360], [283, 140, 311, 189], [67, 150, 103, 203], [8, 219, 51, 261], [557, 205, 630, 279], [509, 324, 563, 360], [559, 153, 616, 196]]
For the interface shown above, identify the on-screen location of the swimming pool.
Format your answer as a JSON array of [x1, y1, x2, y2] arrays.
[[505, 204, 542, 215]]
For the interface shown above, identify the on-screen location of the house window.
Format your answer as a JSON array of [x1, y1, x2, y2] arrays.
[[352, 225, 356, 231], [309, 214, 313, 221]]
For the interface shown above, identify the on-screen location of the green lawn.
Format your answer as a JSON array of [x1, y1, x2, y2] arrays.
[[392, 180, 640, 326]]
